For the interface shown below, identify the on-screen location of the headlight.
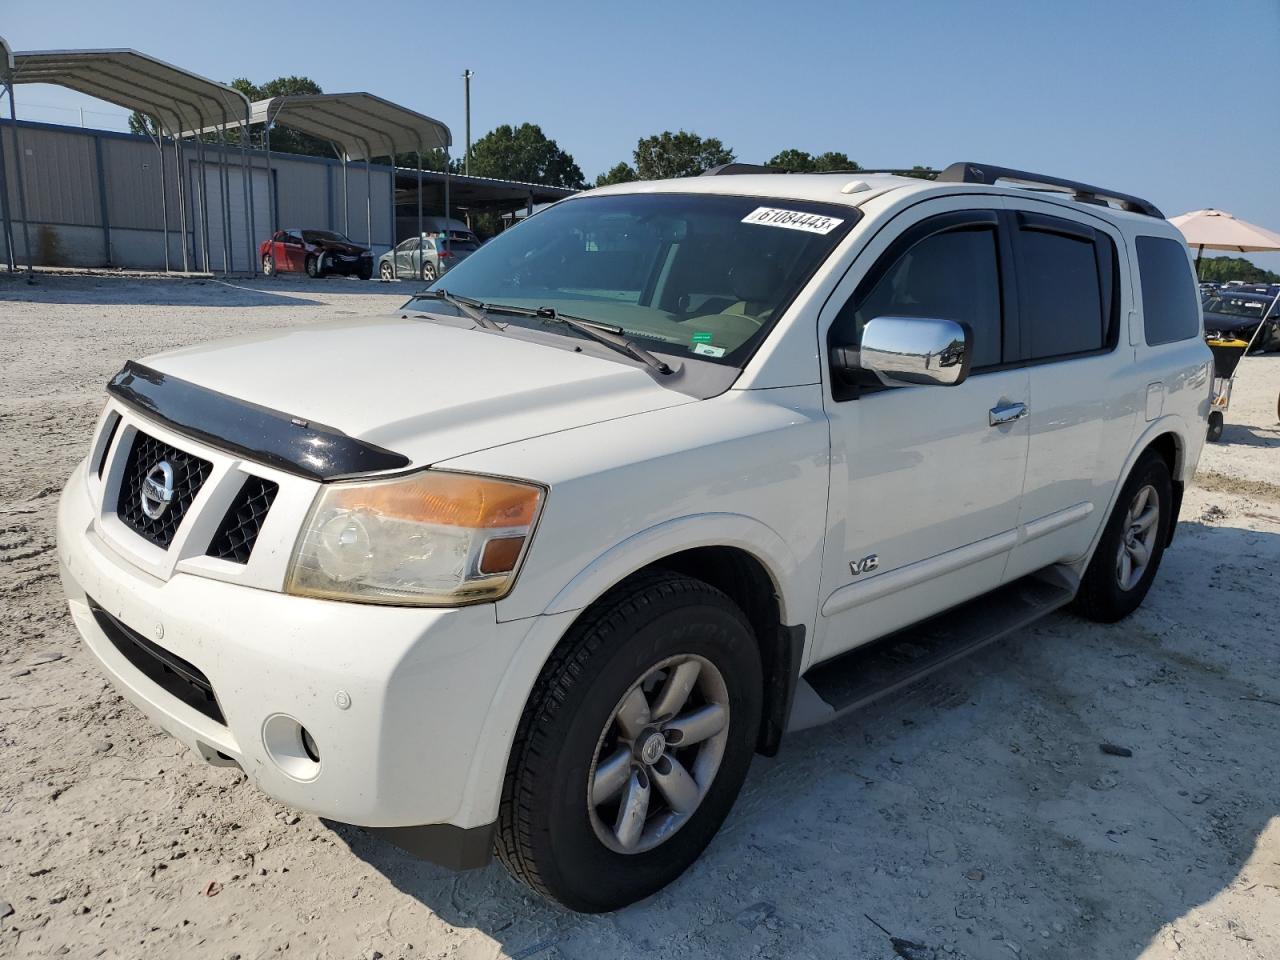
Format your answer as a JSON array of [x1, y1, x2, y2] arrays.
[[286, 470, 544, 606]]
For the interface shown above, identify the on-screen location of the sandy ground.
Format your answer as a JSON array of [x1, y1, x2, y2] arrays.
[[2, 274, 1279, 960]]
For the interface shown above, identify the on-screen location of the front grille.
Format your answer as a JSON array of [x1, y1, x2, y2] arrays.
[[207, 476, 279, 563], [89, 598, 225, 725], [116, 431, 211, 548]]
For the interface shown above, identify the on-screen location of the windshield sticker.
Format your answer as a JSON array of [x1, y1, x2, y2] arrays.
[[692, 343, 727, 358], [691, 331, 714, 343], [741, 207, 844, 235]]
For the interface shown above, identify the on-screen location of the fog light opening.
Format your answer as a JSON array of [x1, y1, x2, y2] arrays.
[[301, 726, 320, 763], [262, 713, 322, 782]]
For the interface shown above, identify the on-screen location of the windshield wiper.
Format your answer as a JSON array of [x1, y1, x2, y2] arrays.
[[414, 289, 504, 332], [478, 303, 674, 375]]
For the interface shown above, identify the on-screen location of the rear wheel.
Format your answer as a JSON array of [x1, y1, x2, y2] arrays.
[[495, 571, 762, 912], [1075, 451, 1172, 623], [1207, 410, 1224, 443], [261, 253, 274, 276]]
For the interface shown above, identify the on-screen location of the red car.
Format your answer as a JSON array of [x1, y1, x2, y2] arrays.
[[260, 229, 374, 280]]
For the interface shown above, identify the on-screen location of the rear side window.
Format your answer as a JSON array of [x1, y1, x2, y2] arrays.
[[1137, 236, 1200, 345], [1014, 214, 1112, 359]]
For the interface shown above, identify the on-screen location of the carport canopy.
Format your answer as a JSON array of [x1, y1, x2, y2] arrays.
[[6, 47, 250, 133], [196, 93, 452, 161]]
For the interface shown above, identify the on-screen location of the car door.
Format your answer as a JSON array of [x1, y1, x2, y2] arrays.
[[816, 199, 1030, 661], [280, 230, 304, 272], [999, 201, 1141, 579]]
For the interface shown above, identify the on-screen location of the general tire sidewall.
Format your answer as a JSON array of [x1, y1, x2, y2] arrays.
[[1096, 455, 1173, 609], [535, 600, 761, 910]]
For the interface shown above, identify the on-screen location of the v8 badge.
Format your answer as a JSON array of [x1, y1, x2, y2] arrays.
[[849, 554, 880, 577]]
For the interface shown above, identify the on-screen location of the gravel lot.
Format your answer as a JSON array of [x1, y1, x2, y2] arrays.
[[2, 274, 1279, 960]]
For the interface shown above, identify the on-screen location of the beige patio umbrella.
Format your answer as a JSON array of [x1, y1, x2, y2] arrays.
[[1168, 208, 1280, 277]]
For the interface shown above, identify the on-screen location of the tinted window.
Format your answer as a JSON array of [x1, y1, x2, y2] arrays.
[[1138, 236, 1200, 345], [1018, 226, 1105, 358], [832, 226, 1003, 370]]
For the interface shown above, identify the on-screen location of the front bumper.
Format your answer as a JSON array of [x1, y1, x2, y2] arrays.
[[57, 458, 541, 833]]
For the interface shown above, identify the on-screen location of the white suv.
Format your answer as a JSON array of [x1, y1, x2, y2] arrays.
[[58, 162, 1210, 912]]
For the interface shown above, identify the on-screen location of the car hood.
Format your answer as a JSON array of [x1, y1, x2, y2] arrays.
[[1203, 310, 1262, 332], [316, 240, 367, 255], [139, 315, 693, 469]]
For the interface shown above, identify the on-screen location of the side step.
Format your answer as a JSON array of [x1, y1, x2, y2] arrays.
[[788, 569, 1077, 732]]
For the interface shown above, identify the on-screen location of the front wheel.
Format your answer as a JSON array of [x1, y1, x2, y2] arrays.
[[421, 261, 437, 282], [379, 262, 394, 281], [261, 253, 274, 276], [357, 261, 373, 281], [495, 571, 762, 912], [1074, 451, 1172, 623], [305, 254, 322, 278]]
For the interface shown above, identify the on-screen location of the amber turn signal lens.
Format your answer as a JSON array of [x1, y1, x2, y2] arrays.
[[479, 536, 526, 575], [325, 471, 541, 528]]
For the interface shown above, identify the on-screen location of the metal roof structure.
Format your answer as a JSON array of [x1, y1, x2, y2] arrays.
[[243, 93, 451, 161], [0, 44, 256, 275], [10, 48, 249, 133]]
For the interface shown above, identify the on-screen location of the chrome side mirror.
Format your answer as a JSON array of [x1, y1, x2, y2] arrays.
[[855, 316, 972, 387]]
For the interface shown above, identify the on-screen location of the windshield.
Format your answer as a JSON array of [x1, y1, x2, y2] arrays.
[[1203, 296, 1269, 318], [302, 230, 351, 243], [409, 193, 855, 365]]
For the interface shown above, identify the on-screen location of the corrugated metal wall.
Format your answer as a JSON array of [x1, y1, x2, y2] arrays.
[[0, 120, 394, 271]]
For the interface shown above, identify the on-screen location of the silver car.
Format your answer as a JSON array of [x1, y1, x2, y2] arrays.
[[378, 231, 481, 282]]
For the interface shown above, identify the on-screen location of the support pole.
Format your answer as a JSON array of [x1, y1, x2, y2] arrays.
[[0, 98, 17, 270], [443, 151, 451, 261], [240, 118, 256, 277], [217, 125, 232, 275], [463, 69, 473, 175], [194, 128, 210, 272], [5, 81, 33, 279], [365, 157, 372, 251], [174, 135, 190, 272], [264, 113, 277, 235], [416, 149, 423, 284], [342, 154, 349, 235], [154, 120, 171, 273]]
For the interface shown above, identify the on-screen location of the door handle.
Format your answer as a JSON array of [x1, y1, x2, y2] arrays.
[[989, 401, 1028, 426]]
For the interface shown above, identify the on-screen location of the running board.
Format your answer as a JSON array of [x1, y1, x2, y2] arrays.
[[788, 568, 1077, 732]]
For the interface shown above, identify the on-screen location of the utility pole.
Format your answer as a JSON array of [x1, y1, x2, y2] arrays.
[[462, 69, 473, 175]]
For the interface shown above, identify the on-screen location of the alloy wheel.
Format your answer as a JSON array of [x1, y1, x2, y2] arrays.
[[587, 654, 730, 855], [1116, 484, 1159, 591]]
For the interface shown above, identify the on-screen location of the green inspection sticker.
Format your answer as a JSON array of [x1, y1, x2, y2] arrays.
[[691, 331, 714, 343]]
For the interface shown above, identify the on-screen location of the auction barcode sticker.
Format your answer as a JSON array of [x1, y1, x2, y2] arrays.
[[741, 207, 844, 235]]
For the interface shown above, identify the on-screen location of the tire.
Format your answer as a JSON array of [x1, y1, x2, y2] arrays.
[[495, 570, 763, 912], [357, 262, 373, 281], [421, 261, 437, 282], [261, 254, 274, 277], [379, 262, 393, 281], [1206, 410, 1224, 443], [1074, 451, 1173, 623], [305, 254, 321, 278]]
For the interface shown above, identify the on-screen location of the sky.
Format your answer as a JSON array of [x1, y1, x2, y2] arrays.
[[6, 0, 1280, 269]]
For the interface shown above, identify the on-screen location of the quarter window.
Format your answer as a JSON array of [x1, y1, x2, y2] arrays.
[[1136, 236, 1200, 345]]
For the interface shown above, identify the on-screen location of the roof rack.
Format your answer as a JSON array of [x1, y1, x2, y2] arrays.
[[700, 163, 786, 177], [937, 162, 1163, 218]]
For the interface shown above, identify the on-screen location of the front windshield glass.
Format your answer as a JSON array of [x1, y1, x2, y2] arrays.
[[409, 193, 855, 365], [302, 230, 350, 243], [1203, 296, 1268, 318]]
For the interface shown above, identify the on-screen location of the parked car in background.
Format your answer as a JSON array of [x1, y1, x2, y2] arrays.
[[1202, 290, 1280, 352], [378, 230, 481, 282], [260, 229, 374, 280]]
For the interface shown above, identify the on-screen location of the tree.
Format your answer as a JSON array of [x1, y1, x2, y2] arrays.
[[128, 112, 158, 138], [633, 130, 733, 180], [766, 149, 858, 173], [900, 165, 938, 180], [1198, 256, 1280, 284], [594, 162, 638, 187], [467, 123, 585, 188]]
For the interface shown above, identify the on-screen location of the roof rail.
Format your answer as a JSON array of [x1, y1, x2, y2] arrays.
[[937, 162, 1163, 218], [700, 163, 786, 177]]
